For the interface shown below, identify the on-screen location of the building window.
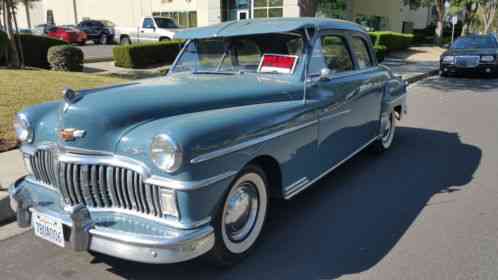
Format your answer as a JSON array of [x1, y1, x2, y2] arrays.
[[152, 11, 198, 28], [254, 0, 283, 18]]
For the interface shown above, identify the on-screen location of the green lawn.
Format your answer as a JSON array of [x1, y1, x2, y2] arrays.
[[0, 69, 126, 152]]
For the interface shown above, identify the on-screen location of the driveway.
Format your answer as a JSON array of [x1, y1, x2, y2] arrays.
[[78, 42, 115, 62], [0, 76, 497, 279]]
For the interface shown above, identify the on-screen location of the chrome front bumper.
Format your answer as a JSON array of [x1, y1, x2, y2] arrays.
[[9, 177, 215, 264]]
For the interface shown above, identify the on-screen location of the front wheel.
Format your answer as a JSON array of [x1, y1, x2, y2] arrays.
[[372, 111, 396, 153], [208, 165, 269, 266]]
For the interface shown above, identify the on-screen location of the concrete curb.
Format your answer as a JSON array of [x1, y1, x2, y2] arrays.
[[404, 69, 439, 85]]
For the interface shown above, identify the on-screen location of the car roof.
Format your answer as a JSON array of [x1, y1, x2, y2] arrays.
[[174, 17, 365, 40]]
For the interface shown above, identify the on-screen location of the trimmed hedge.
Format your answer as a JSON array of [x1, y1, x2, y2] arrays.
[[373, 45, 386, 63], [0, 30, 8, 65], [48, 45, 84, 72], [113, 41, 183, 69], [369, 32, 413, 52], [16, 34, 67, 68]]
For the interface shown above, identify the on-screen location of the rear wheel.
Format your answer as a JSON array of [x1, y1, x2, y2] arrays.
[[372, 111, 396, 153], [208, 165, 269, 266]]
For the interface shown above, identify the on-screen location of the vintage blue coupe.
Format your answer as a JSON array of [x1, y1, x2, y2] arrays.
[[9, 18, 407, 266]]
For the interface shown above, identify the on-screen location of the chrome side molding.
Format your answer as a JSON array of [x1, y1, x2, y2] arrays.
[[190, 120, 319, 164]]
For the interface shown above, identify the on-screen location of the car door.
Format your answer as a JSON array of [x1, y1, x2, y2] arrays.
[[140, 17, 157, 42], [306, 31, 373, 173], [347, 34, 385, 143]]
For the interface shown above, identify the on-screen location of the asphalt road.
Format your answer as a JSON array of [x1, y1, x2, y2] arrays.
[[1, 76, 498, 280], [78, 43, 115, 62]]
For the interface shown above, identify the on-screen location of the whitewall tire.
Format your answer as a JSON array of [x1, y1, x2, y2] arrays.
[[208, 165, 268, 266]]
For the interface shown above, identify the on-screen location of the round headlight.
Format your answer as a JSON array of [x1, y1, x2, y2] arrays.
[[150, 134, 182, 173], [13, 113, 33, 143]]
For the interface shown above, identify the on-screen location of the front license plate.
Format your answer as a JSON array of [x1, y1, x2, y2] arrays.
[[32, 212, 65, 248]]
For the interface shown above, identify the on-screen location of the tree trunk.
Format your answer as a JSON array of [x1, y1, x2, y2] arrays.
[[23, 0, 31, 29], [434, 0, 445, 45], [298, 0, 317, 17], [3, 0, 20, 68], [481, 1, 497, 34]]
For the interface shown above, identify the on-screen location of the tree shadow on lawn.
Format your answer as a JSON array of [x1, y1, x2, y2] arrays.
[[90, 126, 482, 280]]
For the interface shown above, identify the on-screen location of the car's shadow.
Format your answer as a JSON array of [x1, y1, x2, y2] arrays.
[[89, 127, 482, 279]]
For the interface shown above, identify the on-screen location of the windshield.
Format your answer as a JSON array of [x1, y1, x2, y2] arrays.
[[451, 36, 498, 49], [172, 34, 304, 75], [154, 17, 178, 29]]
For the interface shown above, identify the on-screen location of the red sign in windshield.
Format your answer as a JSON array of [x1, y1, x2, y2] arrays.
[[258, 54, 298, 74]]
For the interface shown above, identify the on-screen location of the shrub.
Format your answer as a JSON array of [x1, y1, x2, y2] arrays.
[[16, 34, 67, 68], [0, 30, 8, 65], [374, 45, 386, 62], [369, 32, 414, 51], [48, 45, 84, 72], [113, 41, 183, 69]]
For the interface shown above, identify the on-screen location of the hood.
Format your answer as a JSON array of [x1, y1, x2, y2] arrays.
[[443, 48, 498, 57], [59, 73, 302, 152]]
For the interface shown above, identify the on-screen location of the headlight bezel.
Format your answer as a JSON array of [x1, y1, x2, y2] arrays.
[[442, 55, 456, 64], [13, 113, 33, 144], [150, 134, 183, 173]]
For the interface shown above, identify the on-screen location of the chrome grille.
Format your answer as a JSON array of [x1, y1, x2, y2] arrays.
[[455, 56, 480, 68], [30, 149, 163, 217]]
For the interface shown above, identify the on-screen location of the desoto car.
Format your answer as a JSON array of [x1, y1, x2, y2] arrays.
[[10, 18, 407, 266]]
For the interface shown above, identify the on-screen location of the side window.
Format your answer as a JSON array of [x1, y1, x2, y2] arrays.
[[351, 37, 373, 69], [143, 18, 154, 29], [309, 35, 354, 75]]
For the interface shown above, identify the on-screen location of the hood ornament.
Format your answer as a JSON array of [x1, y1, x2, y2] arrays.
[[59, 128, 86, 142], [63, 88, 81, 104]]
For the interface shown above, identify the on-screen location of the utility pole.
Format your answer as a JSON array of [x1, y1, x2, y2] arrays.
[[72, 0, 78, 24]]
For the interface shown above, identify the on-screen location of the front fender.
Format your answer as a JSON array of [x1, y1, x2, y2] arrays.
[[118, 100, 314, 182], [20, 101, 62, 144]]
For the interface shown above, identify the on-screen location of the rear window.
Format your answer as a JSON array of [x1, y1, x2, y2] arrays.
[[452, 36, 498, 49]]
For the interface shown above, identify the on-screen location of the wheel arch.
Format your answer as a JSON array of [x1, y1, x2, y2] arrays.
[[245, 155, 282, 199]]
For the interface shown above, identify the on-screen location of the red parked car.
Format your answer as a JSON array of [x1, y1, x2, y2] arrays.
[[48, 26, 87, 45]]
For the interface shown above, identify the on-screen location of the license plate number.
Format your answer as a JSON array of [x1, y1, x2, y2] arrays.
[[33, 212, 65, 248]]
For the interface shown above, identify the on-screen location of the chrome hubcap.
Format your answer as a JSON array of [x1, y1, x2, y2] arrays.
[[224, 183, 259, 243]]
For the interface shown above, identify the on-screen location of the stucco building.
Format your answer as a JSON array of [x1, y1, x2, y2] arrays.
[[16, 0, 432, 33]]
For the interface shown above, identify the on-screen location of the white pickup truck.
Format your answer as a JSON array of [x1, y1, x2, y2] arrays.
[[115, 17, 180, 44]]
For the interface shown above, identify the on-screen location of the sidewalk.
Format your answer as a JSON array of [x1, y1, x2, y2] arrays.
[[383, 46, 445, 84], [83, 61, 169, 80], [0, 150, 24, 224]]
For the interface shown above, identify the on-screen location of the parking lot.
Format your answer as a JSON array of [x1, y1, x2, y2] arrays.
[[1, 75, 497, 279]]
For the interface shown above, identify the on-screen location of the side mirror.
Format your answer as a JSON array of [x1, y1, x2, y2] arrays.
[[320, 68, 332, 81]]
